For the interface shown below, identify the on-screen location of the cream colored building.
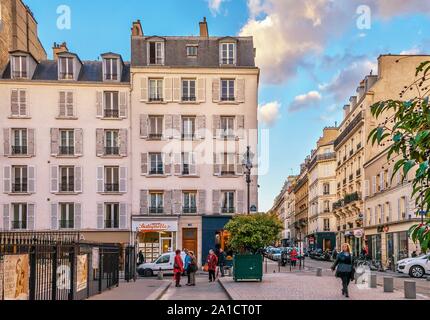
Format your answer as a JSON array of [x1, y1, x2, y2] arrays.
[[293, 160, 309, 247]]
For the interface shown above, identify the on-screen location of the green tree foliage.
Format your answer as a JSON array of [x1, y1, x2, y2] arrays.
[[368, 61, 430, 252], [224, 213, 283, 254]]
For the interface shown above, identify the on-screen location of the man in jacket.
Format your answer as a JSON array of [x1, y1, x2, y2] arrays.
[[207, 249, 218, 282], [173, 250, 184, 288], [183, 249, 192, 285], [217, 248, 226, 277]]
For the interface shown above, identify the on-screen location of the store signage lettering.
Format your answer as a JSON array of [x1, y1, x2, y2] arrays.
[[133, 220, 178, 232]]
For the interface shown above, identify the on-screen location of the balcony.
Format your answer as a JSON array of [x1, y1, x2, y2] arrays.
[[59, 146, 75, 156], [148, 133, 163, 140], [104, 183, 119, 193], [59, 72, 74, 80], [59, 183, 74, 193], [308, 152, 336, 169], [182, 133, 195, 141], [337, 183, 341, 189], [222, 207, 235, 214], [104, 146, 119, 156], [343, 178, 347, 185], [149, 207, 164, 214], [334, 111, 364, 148], [333, 200, 343, 210], [357, 142, 362, 150], [349, 174, 353, 182], [149, 168, 164, 175], [182, 96, 196, 102], [104, 109, 119, 118], [183, 206, 197, 214], [349, 149, 354, 157], [344, 192, 361, 205], [338, 161, 341, 166], [12, 183, 27, 193], [59, 220, 74, 229], [11, 220, 27, 230], [105, 73, 118, 81], [12, 71, 28, 79], [221, 96, 235, 102], [12, 146, 27, 155], [105, 220, 119, 229], [149, 96, 164, 102]]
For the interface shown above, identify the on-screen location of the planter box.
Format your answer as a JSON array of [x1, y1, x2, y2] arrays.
[[233, 254, 263, 282]]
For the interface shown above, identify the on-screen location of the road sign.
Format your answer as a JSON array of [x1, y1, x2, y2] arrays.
[[250, 205, 257, 213]]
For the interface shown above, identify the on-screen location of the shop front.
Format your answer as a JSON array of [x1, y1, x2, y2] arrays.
[[178, 216, 202, 265], [308, 232, 336, 251], [343, 228, 364, 256], [201, 216, 232, 265], [132, 218, 179, 263], [386, 231, 409, 270]]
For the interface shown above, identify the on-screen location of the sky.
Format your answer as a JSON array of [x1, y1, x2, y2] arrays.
[[24, 0, 430, 212]]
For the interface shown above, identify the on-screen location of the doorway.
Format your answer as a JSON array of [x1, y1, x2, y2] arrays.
[[182, 228, 198, 258]]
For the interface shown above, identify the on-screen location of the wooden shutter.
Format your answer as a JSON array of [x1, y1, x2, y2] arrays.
[[3, 128, 10, 156], [198, 190, 206, 215], [28, 165, 36, 193], [3, 204, 10, 231], [141, 77, 148, 101], [398, 198, 402, 220], [236, 115, 245, 139], [51, 203, 58, 230], [11, 89, 19, 116], [119, 203, 127, 229], [387, 168, 393, 188], [75, 203, 82, 230], [213, 153, 221, 176], [27, 203, 35, 230], [212, 190, 221, 214], [50, 128, 60, 156], [380, 171, 385, 191], [172, 115, 181, 139], [237, 190, 245, 213], [405, 196, 409, 218], [97, 203, 104, 229], [96, 166, 104, 193], [236, 78, 245, 103], [164, 191, 172, 215], [96, 91, 103, 118], [164, 115, 173, 139], [172, 190, 182, 215], [27, 129, 35, 156], [172, 78, 181, 102], [213, 115, 221, 139], [197, 78, 206, 103], [212, 79, 220, 103], [3, 166, 11, 193], [74, 128, 83, 156], [59, 91, 66, 117], [189, 152, 197, 175], [66, 91, 74, 117], [19, 90, 26, 116], [119, 167, 127, 193], [364, 180, 369, 197], [140, 114, 149, 139], [140, 190, 149, 215], [173, 153, 181, 175], [164, 78, 173, 102], [74, 166, 82, 193], [236, 154, 244, 175], [164, 153, 172, 175], [50, 165, 59, 193], [96, 129, 104, 156], [196, 116, 206, 140], [119, 129, 128, 157], [371, 176, 376, 195], [141, 153, 148, 175], [119, 92, 128, 118]]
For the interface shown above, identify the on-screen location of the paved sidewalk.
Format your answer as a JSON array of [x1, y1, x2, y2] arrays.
[[88, 278, 170, 300], [219, 273, 428, 300]]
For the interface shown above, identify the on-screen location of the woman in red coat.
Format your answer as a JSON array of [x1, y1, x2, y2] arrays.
[[173, 250, 184, 287], [290, 248, 298, 267], [207, 249, 218, 282]]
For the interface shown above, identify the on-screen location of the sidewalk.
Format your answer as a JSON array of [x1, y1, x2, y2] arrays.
[[219, 273, 428, 300], [88, 278, 170, 300]]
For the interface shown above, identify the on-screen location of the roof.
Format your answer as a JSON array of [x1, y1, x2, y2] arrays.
[[131, 36, 256, 68]]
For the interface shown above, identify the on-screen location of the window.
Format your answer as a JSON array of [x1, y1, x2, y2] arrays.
[[148, 116, 163, 139], [221, 79, 235, 101], [105, 130, 119, 155], [324, 201, 330, 213], [59, 91, 74, 117], [59, 57, 74, 80], [220, 43, 236, 65], [11, 89, 27, 117], [104, 166, 119, 192], [59, 129, 75, 156], [183, 192, 197, 214], [221, 153, 235, 175], [12, 203, 27, 230], [149, 153, 164, 175], [149, 79, 163, 102], [59, 166, 74, 193], [150, 193, 164, 214], [156, 254, 170, 264], [104, 91, 119, 118], [220, 116, 235, 139], [186, 46, 198, 57], [104, 58, 118, 81], [182, 152, 196, 175], [222, 191, 235, 213], [11, 55, 28, 79], [12, 166, 27, 193], [182, 79, 196, 102], [105, 203, 119, 229], [323, 183, 330, 195], [182, 117, 195, 140], [59, 203, 74, 229], [149, 42, 164, 65], [12, 129, 27, 155], [323, 219, 330, 231]]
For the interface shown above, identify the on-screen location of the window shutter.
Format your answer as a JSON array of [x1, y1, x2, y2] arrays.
[[213, 115, 221, 139], [213, 153, 221, 176], [19, 90, 27, 116], [164, 78, 173, 102], [59, 91, 66, 117], [380, 171, 385, 191], [3, 166, 11, 193], [164, 115, 173, 139], [75, 203, 82, 230], [371, 176, 376, 195], [50, 128, 59, 156], [174, 153, 181, 175], [398, 198, 402, 220], [119, 129, 128, 157], [364, 180, 369, 197], [164, 153, 172, 175], [212, 190, 221, 214], [97, 203, 104, 229], [141, 77, 148, 101], [97, 166, 104, 193], [74, 128, 83, 156], [173, 190, 182, 215], [28, 128, 35, 156], [196, 116, 206, 140], [28, 165, 36, 193], [96, 91, 103, 118], [119, 203, 127, 229], [50, 165, 59, 193], [164, 191, 172, 215], [172, 115, 181, 139], [66, 91, 74, 117], [27, 203, 35, 230], [236, 115, 245, 139], [140, 190, 149, 215], [96, 129, 104, 157], [141, 153, 148, 175], [236, 79, 245, 103], [11, 89, 19, 116], [190, 152, 197, 176], [197, 78, 206, 103], [119, 92, 128, 118], [140, 114, 149, 139], [3, 128, 10, 156], [119, 166, 127, 193], [237, 190, 245, 213], [3, 204, 10, 231], [198, 190, 206, 215], [236, 153, 244, 175], [212, 79, 220, 103], [387, 168, 392, 188], [51, 203, 58, 230], [172, 78, 181, 102], [74, 166, 82, 193], [405, 196, 409, 218]]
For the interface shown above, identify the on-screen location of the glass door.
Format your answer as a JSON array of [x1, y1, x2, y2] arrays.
[[160, 238, 172, 254]]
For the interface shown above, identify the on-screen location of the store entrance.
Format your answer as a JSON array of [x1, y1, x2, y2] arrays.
[[182, 228, 198, 258], [137, 231, 176, 263]]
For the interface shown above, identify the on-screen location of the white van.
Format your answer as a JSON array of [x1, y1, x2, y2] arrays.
[[137, 251, 187, 277]]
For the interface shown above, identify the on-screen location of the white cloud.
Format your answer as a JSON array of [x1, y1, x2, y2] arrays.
[[258, 101, 281, 126], [208, 0, 225, 16], [400, 47, 422, 55], [288, 90, 322, 112]]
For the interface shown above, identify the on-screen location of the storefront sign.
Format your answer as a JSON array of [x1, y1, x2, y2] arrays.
[[133, 220, 178, 233], [3, 254, 29, 300], [353, 229, 364, 238], [76, 254, 88, 292]]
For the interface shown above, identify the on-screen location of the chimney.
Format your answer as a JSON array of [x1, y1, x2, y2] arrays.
[[349, 96, 357, 108], [343, 104, 350, 118], [132, 20, 144, 37], [52, 42, 68, 60], [199, 17, 209, 38]]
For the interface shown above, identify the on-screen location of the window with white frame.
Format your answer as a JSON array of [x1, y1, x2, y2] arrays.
[[12, 166, 27, 193], [182, 152, 196, 175], [12, 128, 27, 155], [149, 153, 164, 175], [149, 192, 164, 214], [148, 116, 163, 139], [221, 153, 235, 175], [104, 58, 119, 81], [182, 117, 195, 140], [104, 91, 119, 118], [59, 91, 74, 117], [105, 130, 119, 155], [11, 89, 27, 117], [11, 55, 28, 79], [104, 166, 119, 192], [220, 116, 235, 138], [220, 43, 236, 65], [323, 183, 330, 195], [59, 166, 74, 192], [59, 57, 74, 80], [59, 129, 75, 156], [183, 192, 197, 214], [182, 79, 196, 101], [105, 203, 119, 229], [12, 203, 27, 230], [186, 46, 198, 57], [59, 203, 75, 229], [149, 42, 164, 65], [222, 191, 235, 213], [149, 79, 163, 101], [221, 79, 235, 101]]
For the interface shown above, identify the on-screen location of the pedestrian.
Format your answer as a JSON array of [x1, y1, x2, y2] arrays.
[[187, 251, 198, 286], [290, 247, 298, 267], [217, 248, 226, 277], [138, 250, 145, 265], [173, 250, 184, 288], [331, 243, 355, 298], [183, 249, 191, 285], [207, 249, 218, 282], [332, 247, 338, 260]]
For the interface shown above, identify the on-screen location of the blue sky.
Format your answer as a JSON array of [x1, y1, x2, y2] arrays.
[[25, 0, 430, 211]]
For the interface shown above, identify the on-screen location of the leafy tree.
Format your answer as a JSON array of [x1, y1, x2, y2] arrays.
[[224, 213, 283, 254], [369, 61, 430, 252]]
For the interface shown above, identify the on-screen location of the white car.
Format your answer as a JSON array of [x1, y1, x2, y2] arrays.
[[137, 251, 187, 277], [396, 254, 430, 278]]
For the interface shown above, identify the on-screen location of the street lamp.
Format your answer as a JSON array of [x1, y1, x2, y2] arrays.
[[242, 146, 254, 215]]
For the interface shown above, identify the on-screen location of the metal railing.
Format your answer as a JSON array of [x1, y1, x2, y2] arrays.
[[11, 220, 27, 230], [148, 133, 162, 140], [59, 183, 75, 192], [183, 206, 197, 214], [149, 96, 163, 102], [104, 220, 119, 229], [149, 168, 164, 175], [12, 183, 28, 193], [149, 207, 164, 214], [182, 96, 196, 102], [221, 58, 235, 65], [59, 220, 74, 229], [12, 146, 28, 155], [221, 96, 235, 102], [59, 146, 75, 155], [104, 146, 119, 155], [222, 207, 235, 214], [334, 111, 364, 148], [104, 109, 119, 118], [182, 133, 195, 140], [104, 183, 119, 192]]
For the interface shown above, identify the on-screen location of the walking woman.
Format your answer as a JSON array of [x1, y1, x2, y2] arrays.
[[207, 249, 218, 282], [331, 243, 355, 298], [173, 250, 184, 288], [187, 251, 197, 286], [290, 248, 298, 267]]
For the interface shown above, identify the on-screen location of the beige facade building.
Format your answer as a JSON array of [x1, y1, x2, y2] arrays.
[[293, 161, 309, 247]]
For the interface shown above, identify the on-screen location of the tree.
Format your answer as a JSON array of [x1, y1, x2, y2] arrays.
[[224, 213, 283, 254], [368, 61, 430, 252]]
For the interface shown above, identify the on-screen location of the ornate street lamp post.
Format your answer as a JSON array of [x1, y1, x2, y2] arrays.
[[242, 146, 254, 215]]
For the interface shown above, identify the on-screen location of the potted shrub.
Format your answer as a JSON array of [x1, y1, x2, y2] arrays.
[[224, 213, 283, 282]]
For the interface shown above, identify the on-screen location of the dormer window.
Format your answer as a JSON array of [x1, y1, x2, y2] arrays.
[[11, 55, 28, 79], [220, 43, 236, 65], [186, 46, 198, 57], [104, 58, 119, 81], [148, 42, 164, 65], [59, 56, 74, 80]]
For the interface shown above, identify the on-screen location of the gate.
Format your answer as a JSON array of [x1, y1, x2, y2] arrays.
[[124, 245, 136, 282]]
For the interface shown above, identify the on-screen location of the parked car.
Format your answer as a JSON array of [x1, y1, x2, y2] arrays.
[[137, 251, 187, 277], [271, 248, 283, 261], [396, 254, 430, 278]]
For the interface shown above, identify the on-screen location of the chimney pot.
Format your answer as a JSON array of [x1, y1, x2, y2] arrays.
[[199, 17, 209, 38], [52, 42, 68, 60]]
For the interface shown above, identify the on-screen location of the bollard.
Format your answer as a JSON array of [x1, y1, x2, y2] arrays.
[[157, 268, 164, 280], [404, 281, 416, 299], [383, 277, 394, 293], [316, 268, 323, 277], [369, 274, 377, 288]]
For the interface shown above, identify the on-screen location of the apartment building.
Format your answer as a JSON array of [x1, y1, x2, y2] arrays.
[[129, 19, 259, 264], [293, 160, 309, 249], [307, 127, 338, 251], [0, 43, 132, 244]]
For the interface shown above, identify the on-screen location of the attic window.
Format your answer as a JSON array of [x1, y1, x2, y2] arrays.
[[148, 42, 164, 65], [186, 46, 198, 57], [104, 58, 119, 81], [220, 42, 236, 65], [59, 57, 74, 80], [11, 55, 28, 79]]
